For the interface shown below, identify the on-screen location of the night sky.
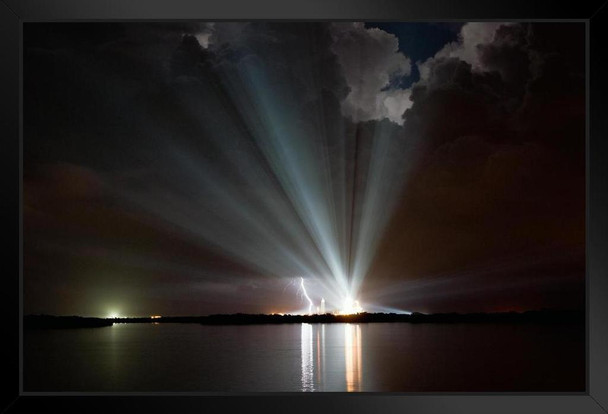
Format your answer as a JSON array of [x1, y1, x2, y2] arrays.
[[23, 22, 586, 317]]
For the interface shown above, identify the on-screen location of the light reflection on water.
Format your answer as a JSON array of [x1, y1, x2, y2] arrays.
[[344, 324, 362, 392], [300, 323, 314, 391], [301, 323, 362, 392]]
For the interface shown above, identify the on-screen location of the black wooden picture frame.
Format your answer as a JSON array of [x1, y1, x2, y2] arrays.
[[2, 0, 607, 413]]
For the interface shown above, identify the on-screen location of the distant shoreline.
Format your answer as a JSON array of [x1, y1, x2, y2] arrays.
[[24, 310, 584, 329]]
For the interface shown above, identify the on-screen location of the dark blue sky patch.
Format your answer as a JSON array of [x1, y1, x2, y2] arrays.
[[366, 22, 463, 88]]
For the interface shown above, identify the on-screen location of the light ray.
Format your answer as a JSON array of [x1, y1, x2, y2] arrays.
[[100, 26, 416, 311]]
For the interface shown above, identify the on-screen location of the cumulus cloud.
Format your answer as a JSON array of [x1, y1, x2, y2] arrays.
[[329, 22, 413, 124], [418, 22, 514, 82]]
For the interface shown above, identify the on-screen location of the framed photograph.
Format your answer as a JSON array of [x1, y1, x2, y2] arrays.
[[2, 0, 608, 413]]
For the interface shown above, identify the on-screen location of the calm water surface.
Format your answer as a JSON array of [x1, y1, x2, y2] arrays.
[[24, 322, 584, 392]]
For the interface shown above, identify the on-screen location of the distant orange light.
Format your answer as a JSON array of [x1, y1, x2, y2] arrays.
[[150, 315, 162, 319]]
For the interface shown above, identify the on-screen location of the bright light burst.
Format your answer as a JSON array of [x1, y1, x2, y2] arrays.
[[109, 30, 414, 314], [295, 278, 365, 315], [337, 297, 364, 315]]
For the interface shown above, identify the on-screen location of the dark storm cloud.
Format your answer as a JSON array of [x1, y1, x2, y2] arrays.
[[363, 23, 585, 312]]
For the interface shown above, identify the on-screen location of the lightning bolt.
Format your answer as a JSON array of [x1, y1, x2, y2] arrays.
[[300, 277, 314, 315]]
